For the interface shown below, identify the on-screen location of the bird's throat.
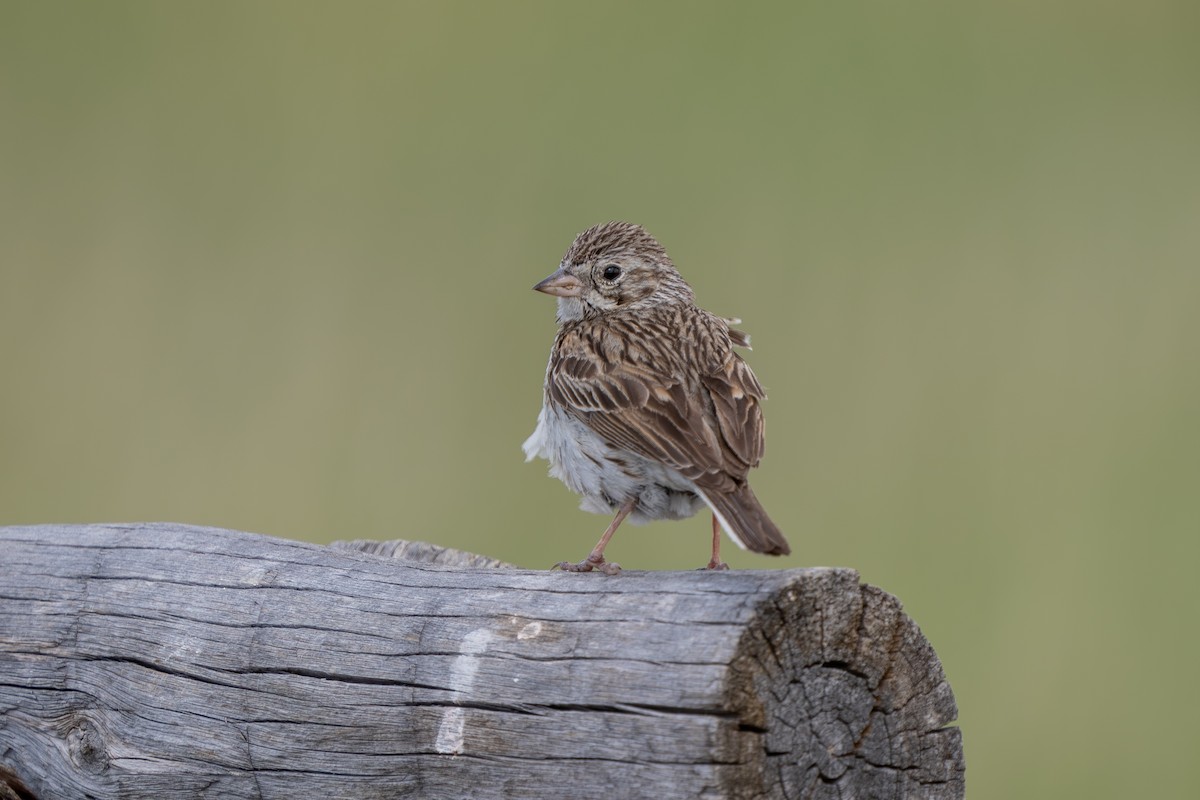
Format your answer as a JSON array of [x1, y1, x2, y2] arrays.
[[555, 296, 585, 324]]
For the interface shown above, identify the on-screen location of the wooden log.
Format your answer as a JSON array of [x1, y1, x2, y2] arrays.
[[0, 523, 963, 799]]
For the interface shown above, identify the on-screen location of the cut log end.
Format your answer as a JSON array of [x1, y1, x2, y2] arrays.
[[721, 571, 963, 798]]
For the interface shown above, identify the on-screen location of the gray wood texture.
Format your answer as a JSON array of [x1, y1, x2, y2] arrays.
[[0, 523, 963, 799]]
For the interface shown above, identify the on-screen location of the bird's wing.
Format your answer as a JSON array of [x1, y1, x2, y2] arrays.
[[700, 354, 766, 472], [547, 318, 766, 493]]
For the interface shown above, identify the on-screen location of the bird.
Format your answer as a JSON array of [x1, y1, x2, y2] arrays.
[[523, 221, 789, 574]]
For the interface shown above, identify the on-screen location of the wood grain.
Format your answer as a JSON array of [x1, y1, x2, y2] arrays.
[[0, 523, 963, 799]]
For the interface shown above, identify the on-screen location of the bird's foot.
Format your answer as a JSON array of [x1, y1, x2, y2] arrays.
[[552, 555, 622, 576], [700, 560, 730, 571]]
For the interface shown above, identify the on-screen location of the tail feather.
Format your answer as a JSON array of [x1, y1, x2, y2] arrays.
[[701, 484, 790, 556]]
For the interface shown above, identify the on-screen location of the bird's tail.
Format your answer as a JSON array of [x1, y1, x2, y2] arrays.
[[701, 484, 790, 556]]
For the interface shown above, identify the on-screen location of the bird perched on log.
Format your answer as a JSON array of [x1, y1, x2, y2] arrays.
[[523, 221, 789, 574]]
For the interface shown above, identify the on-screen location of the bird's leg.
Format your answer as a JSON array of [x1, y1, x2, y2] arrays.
[[553, 498, 635, 576], [704, 513, 730, 571]]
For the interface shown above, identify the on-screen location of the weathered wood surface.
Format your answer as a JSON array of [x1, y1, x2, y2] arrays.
[[0, 523, 963, 799]]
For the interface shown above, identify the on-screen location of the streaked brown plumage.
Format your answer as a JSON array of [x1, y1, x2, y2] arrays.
[[523, 221, 789, 573]]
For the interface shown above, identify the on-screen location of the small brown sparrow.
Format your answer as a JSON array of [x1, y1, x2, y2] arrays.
[[523, 221, 790, 574]]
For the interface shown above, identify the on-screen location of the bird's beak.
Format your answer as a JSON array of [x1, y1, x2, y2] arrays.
[[532, 268, 583, 298]]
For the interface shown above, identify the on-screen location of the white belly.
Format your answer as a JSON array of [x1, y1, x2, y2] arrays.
[[523, 404, 706, 524]]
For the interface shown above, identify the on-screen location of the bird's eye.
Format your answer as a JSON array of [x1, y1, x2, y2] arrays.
[[602, 264, 622, 281]]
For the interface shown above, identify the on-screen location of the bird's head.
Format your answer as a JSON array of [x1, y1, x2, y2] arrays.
[[532, 221, 695, 323]]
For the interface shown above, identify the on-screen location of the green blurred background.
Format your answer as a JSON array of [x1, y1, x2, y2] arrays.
[[2, 1, 1197, 796]]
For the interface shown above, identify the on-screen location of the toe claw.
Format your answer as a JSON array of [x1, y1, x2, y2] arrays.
[[551, 557, 620, 575], [552, 560, 594, 573]]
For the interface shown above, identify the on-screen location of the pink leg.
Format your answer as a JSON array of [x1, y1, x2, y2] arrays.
[[705, 513, 730, 571], [553, 498, 636, 576]]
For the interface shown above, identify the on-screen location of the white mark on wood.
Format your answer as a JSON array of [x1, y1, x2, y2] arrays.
[[162, 639, 195, 668], [239, 567, 271, 585], [435, 707, 466, 754], [517, 621, 542, 640], [435, 628, 493, 755]]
